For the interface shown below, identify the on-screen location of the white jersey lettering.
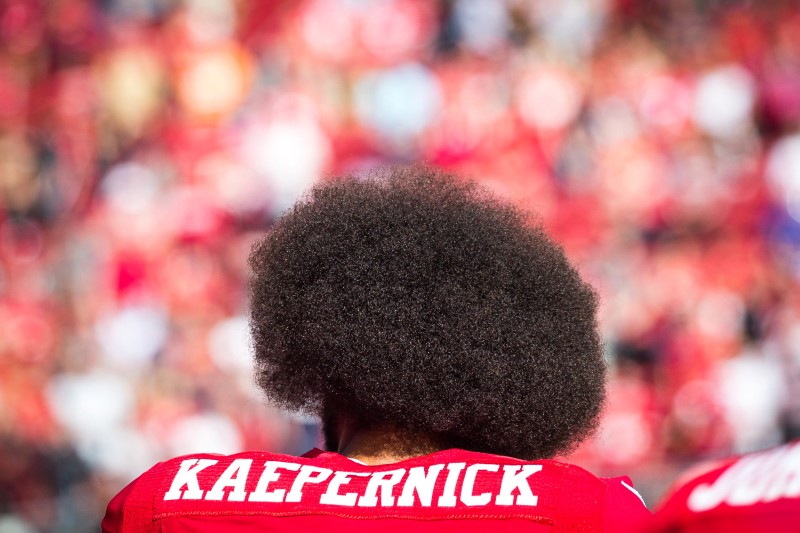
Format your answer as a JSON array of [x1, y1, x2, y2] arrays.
[[397, 465, 445, 507], [688, 459, 748, 512], [358, 469, 406, 507], [320, 471, 371, 506], [285, 466, 332, 503], [206, 459, 253, 502], [764, 444, 800, 500], [728, 447, 790, 506], [164, 459, 218, 501], [461, 464, 499, 506], [437, 462, 466, 507], [495, 464, 542, 506], [688, 442, 800, 511], [249, 461, 301, 502]]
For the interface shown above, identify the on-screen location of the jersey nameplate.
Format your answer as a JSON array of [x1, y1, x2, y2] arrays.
[[163, 459, 543, 508]]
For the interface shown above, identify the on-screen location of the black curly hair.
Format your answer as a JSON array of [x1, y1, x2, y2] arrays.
[[249, 165, 605, 460]]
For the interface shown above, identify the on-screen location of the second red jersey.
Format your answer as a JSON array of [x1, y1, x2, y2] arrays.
[[648, 440, 800, 533]]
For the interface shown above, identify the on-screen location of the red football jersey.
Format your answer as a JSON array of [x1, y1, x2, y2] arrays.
[[102, 448, 649, 532], [648, 440, 800, 533]]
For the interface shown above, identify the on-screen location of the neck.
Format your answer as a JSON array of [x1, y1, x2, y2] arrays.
[[336, 424, 444, 465]]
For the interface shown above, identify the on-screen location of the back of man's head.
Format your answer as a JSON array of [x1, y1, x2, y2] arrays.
[[248, 165, 606, 460]]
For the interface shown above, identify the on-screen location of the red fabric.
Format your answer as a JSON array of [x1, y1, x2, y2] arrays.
[[647, 440, 800, 532], [102, 448, 649, 532]]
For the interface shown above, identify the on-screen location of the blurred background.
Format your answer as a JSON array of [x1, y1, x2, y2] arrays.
[[1, 0, 800, 530]]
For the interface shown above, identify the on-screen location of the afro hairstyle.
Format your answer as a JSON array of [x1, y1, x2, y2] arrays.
[[249, 165, 606, 460]]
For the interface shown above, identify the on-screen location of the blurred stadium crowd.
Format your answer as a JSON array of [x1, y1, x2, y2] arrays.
[[1, 0, 800, 530]]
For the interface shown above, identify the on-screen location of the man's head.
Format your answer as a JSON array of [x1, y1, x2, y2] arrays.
[[249, 165, 605, 460]]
